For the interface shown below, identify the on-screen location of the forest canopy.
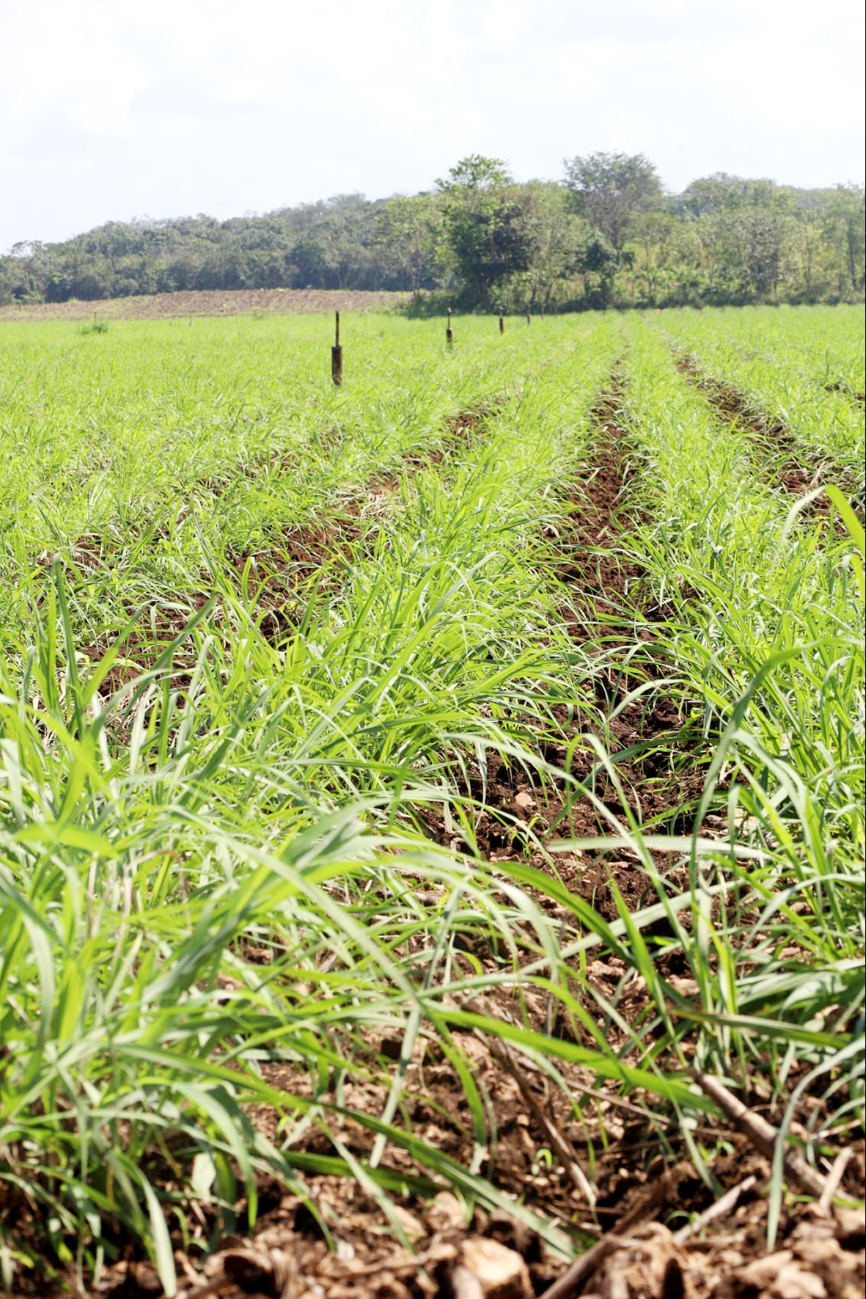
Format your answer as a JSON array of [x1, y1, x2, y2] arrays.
[[1, 152, 863, 310]]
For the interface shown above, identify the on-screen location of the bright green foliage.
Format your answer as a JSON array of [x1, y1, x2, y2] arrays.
[[661, 305, 865, 493], [5, 166, 860, 312], [563, 151, 662, 252], [0, 307, 863, 1289], [614, 318, 864, 1233], [1, 312, 631, 1287], [0, 314, 577, 646], [436, 157, 533, 308]]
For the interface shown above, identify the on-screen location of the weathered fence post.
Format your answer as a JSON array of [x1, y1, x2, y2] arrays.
[[331, 311, 343, 386], [526, 309, 531, 326], [446, 307, 453, 348], [499, 309, 505, 334]]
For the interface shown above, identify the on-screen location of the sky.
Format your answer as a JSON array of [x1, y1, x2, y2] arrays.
[[1, 0, 863, 253]]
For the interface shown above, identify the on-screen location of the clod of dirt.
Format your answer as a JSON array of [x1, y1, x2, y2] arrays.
[[101, 1260, 163, 1297], [427, 1190, 467, 1232], [221, 1242, 294, 1293], [581, 1223, 693, 1299], [723, 1251, 825, 1299], [448, 1236, 533, 1299]]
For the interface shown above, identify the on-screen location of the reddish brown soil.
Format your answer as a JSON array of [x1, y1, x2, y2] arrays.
[[418, 384, 707, 891], [80, 1154, 863, 1299], [0, 288, 407, 323]]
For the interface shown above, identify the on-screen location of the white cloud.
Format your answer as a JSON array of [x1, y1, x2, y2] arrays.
[[479, 0, 533, 50], [0, 0, 862, 250]]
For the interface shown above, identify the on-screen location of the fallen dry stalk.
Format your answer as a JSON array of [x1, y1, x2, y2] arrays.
[[479, 1029, 596, 1207], [537, 1234, 627, 1299], [671, 1174, 758, 1244], [692, 1071, 827, 1198], [538, 1176, 676, 1299], [817, 1147, 853, 1212]]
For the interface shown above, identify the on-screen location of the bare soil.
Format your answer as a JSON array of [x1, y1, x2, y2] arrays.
[[0, 288, 408, 323], [419, 383, 707, 877]]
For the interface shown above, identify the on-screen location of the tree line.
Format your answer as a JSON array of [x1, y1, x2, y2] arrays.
[[2, 153, 863, 311]]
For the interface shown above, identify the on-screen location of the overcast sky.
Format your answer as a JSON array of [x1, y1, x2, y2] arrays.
[[1, 0, 863, 253]]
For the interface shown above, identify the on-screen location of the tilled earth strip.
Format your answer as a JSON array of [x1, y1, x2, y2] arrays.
[[421, 380, 708, 886], [81, 381, 724, 1299], [231, 400, 500, 641], [674, 354, 862, 516], [54, 402, 497, 696]]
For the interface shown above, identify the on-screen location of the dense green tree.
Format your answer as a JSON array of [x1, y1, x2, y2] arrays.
[[436, 156, 532, 307], [563, 151, 662, 252], [737, 182, 795, 299], [374, 194, 443, 296], [575, 237, 618, 307], [789, 196, 826, 299], [0, 155, 861, 310], [511, 182, 586, 310], [678, 175, 795, 301], [823, 184, 866, 295], [629, 210, 681, 301]]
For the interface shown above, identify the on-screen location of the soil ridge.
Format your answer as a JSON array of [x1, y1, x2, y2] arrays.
[[674, 353, 861, 517]]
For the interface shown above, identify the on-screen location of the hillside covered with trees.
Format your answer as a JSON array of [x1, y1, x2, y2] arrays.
[[2, 152, 863, 311]]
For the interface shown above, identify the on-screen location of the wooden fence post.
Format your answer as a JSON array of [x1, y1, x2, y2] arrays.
[[499, 309, 505, 334], [331, 311, 343, 386]]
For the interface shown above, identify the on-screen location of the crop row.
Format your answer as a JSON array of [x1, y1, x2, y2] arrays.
[[659, 305, 865, 490], [0, 307, 862, 1294]]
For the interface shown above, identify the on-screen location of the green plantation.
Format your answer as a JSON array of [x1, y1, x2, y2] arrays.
[[0, 306, 863, 1294]]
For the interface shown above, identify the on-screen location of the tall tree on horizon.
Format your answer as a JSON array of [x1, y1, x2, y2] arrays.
[[563, 151, 662, 252], [436, 155, 532, 307]]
